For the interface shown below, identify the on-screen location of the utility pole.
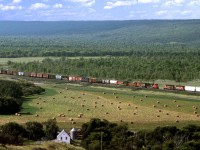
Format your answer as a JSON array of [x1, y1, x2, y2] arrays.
[[101, 131, 103, 150]]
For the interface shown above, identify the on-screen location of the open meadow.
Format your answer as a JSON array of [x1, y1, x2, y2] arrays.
[[0, 80, 200, 131]]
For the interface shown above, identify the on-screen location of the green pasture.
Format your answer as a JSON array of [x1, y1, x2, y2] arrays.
[[0, 82, 200, 131]]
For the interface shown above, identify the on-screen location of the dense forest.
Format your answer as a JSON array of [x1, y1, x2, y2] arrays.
[[0, 20, 200, 57], [10, 56, 200, 82]]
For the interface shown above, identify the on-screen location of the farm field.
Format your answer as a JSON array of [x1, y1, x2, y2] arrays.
[[0, 81, 200, 131]]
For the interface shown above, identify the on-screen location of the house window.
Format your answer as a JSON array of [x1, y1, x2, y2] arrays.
[[61, 137, 62, 140], [66, 137, 67, 140]]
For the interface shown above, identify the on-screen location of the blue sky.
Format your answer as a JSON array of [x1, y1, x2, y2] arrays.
[[0, 0, 199, 20]]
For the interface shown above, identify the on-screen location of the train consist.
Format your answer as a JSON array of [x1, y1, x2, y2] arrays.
[[1, 69, 200, 93]]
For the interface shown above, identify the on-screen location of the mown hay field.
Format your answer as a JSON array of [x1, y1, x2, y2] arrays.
[[0, 83, 200, 130]]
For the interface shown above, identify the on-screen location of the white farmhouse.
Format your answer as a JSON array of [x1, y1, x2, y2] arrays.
[[55, 129, 71, 144]]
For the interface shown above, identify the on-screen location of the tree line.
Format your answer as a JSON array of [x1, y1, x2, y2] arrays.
[[0, 119, 58, 145], [81, 118, 200, 150], [0, 80, 45, 114], [10, 56, 200, 82]]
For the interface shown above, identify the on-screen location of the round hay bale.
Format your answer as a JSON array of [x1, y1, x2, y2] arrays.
[[18, 113, 21, 116], [101, 105, 104, 107], [94, 105, 97, 108], [78, 96, 81, 98], [195, 107, 198, 110], [174, 100, 176, 102], [105, 112, 109, 115], [39, 97, 41, 100], [80, 113, 83, 116], [140, 99, 143, 102], [128, 104, 131, 106], [158, 110, 162, 112], [78, 114, 82, 118], [135, 106, 138, 109], [94, 101, 97, 104], [68, 109, 71, 111], [36, 102, 40, 104], [118, 108, 121, 110], [103, 92, 105, 94], [132, 95, 135, 98], [157, 101, 160, 104], [157, 115, 160, 117], [115, 96, 118, 99], [72, 121, 76, 124], [97, 97, 99, 99], [113, 92, 116, 95], [177, 105, 180, 107], [59, 91, 62, 94], [117, 106, 120, 109], [111, 102, 113, 105], [52, 117, 56, 120], [193, 106, 196, 108], [194, 111, 197, 114], [53, 85, 56, 87], [153, 105, 156, 108], [131, 122, 133, 124], [66, 88, 68, 90], [176, 115, 180, 118], [61, 114, 65, 117], [64, 96, 66, 98], [196, 114, 199, 117], [166, 113, 169, 115], [43, 100, 46, 102], [145, 95, 148, 98], [87, 108, 90, 111], [40, 107, 43, 109], [15, 113, 18, 116], [58, 114, 61, 117], [120, 120, 123, 122], [35, 114, 39, 117], [81, 104, 84, 107], [70, 118, 73, 121], [82, 93, 85, 95], [119, 101, 121, 104], [53, 98, 55, 100], [133, 112, 137, 115], [164, 105, 168, 107], [176, 120, 179, 123]]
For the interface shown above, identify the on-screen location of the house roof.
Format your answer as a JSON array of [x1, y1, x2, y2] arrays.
[[57, 129, 70, 138]]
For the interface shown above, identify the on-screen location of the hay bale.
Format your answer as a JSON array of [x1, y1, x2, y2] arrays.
[[64, 96, 66, 98], [157, 101, 160, 104], [52, 117, 56, 120], [177, 115, 180, 118], [111, 102, 113, 105], [117, 106, 120, 109], [140, 99, 143, 101], [68, 109, 71, 111], [145, 95, 148, 98], [40, 107, 43, 109], [195, 107, 198, 110], [166, 113, 169, 115], [115, 96, 118, 99], [153, 105, 156, 108], [103, 92, 105, 94], [120, 120, 123, 122], [132, 95, 135, 98], [70, 118, 73, 121], [158, 110, 162, 112], [87, 108, 90, 111], [133, 113, 137, 115], [119, 101, 121, 104], [53, 85, 56, 87], [81, 104, 84, 107], [177, 105, 180, 107], [53, 98, 55, 100], [157, 115, 160, 117], [176, 120, 179, 123], [135, 106, 138, 109], [78, 114, 82, 118], [173, 100, 176, 102], [15, 113, 18, 116], [94, 105, 97, 108], [82, 93, 85, 95], [128, 104, 131, 106], [43, 100, 46, 102], [97, 97, 99, 99], [18, 113, 21, 116], [78, 96, 81, 98], [36, 102, 40, 104], [61, 114, 65, 117], [35, 114, 39, 117], [72, 121, 76, 124], [196, 114, 199, 117], [105, 112, 109, 115], [194, 111, 197, 114], [58, 114, 61, 117], [65, 88, 68, 90], [101, 105, 104, 107], [113, 92, 116, 95], [164, 105, 167, 107], [59, 91, 62, 94], [39, 97, 42, 100], [118, 108, 121, 110], [94, 101, 97, 104]]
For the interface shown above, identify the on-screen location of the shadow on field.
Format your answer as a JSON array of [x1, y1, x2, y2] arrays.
[[20, 97, 38, 115]]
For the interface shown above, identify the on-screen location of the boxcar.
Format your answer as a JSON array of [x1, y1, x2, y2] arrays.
[[164, 85, 175, 90], [0, 69, 7, 74], [185, 86, 196, 92], [102, 79, 110, 84], [37, 73, 43, 78], [196, 87, 200, 92], [89, 78, 97, 83], [30, 72, 37, 77], [81, 77, 89, 82], [175, 85, 185, 91], [18, 72, 25, 76], [56, 75, 62, 80], [152, 84, 159, 89]]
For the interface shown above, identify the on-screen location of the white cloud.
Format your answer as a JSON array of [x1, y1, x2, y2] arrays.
[[163, 0, 185, 6], [30, 3, 49, 10], [0, 4, 22, 10], [104, 1, 135, 9], [156, 10, 167, 15], [53, 4, 63, 8], [65, 0, 95, 7], [12, 0, 22, 3], [189, 0, 200, 5], [138, 0, 160, 3], [181, 10, 191, 15]]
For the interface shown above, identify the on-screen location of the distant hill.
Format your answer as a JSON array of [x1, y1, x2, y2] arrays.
[[1, 20, 200, 45]]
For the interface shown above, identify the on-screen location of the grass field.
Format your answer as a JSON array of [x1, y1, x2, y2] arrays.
[[0, 81, 200, 131]]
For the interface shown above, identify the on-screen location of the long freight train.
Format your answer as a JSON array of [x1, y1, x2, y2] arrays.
[[1, 69, 200, 93]]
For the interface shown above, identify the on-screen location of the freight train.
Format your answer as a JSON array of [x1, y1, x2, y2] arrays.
[[1, 69, 200, 93]]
